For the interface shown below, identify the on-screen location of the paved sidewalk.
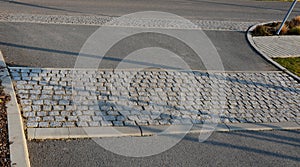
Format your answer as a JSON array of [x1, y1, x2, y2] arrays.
[[9, 68, 300, 129], [252, 36, 300, 58]]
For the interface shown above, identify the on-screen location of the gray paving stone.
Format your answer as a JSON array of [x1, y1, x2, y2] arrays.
[[88, 121, 101, 127], [124, 121, 137, 126], [50, 122, 62, 127], [53, 106, 64, 111], [78, 116, 92, 121], [49, 111, 60, 116], [11, 68, 300, 128], [55, 116, 66, 122], [43, 116, 54, 121], [113, 121, 124, 126], [100, 121, 113, 126], [38, 122, 49, 128], [76, 121, 89, 127], [27, 122, 39, 128], [103, 115, 116, 121], [27, 117, 41, 122], [62, 122, 75, 127]]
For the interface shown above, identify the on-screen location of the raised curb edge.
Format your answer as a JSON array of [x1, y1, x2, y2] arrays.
[[0, 51, 30, 167], [28, 122, 300, 140]]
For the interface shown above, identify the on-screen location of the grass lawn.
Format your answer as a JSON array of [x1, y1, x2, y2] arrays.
[[273, 57, 300, 76]]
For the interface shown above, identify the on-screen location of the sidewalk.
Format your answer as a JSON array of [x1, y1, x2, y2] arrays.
[[251, 36, 300, 58]]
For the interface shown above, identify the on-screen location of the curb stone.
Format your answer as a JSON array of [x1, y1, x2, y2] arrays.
[[0, 51, 30, 167], [246, 22, 300, 83], [27, 122, 300, 140], [27, 127, 141, 140]]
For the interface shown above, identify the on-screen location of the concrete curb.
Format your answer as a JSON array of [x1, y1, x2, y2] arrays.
[[27, 126, 141, 140], [246, 22, 300, 83], [27, 122, 300, 140], [0, 51, 30, 167]]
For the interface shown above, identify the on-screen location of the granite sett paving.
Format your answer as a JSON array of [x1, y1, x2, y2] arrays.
[[8, 68, 300, 129], [0, 13, 257, 31]]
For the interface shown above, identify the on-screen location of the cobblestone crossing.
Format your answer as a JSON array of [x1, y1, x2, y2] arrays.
[[0, 13, 257, 31], [9, 68, 300, 128]]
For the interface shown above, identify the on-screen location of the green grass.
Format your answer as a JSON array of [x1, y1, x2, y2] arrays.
[[273, 57, 300, 76]]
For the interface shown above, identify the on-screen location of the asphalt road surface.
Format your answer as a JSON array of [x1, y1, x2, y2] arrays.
[[2, 1, 299, 166], [1, 0, 300, 21], [28, 130, 300, 167], [2, 0, 298, 70], [0, 22, 277, 71]]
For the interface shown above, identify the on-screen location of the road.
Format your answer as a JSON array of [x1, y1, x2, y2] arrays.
[[1, 1, 299, 166], [0, 22, 276, 71], [0, 0, 300, 21], [28, 130, 300, 167], [1, 0, 299, 70]]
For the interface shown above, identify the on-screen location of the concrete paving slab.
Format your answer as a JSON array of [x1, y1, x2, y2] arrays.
[[33, 128, 69, 140], [30, 126, 142, 139], [77, 127, 141, 138]]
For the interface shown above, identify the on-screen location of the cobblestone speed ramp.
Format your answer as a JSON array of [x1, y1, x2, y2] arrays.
[[9, 68, 300, 139]]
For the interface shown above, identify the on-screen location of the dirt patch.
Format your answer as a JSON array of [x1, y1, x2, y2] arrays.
[[252, 16, 300, 36]]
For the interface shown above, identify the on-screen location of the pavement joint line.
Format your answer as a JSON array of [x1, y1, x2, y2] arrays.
[[27, 122, 300, 140], [247, 22, 300, 83], [0, 51, 31, 167]]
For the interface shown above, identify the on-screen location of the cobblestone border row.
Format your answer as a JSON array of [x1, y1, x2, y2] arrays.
[[247, 23, 300, 83], [0, 52, 30, 167], [0, 13, 257, 31]]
